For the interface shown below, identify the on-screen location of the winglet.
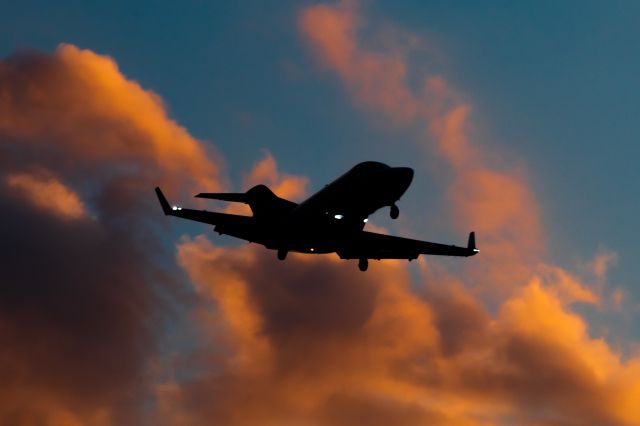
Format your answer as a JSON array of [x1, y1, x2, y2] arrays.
[[467, 231, 479, 254], [155, 187, 172, 215]]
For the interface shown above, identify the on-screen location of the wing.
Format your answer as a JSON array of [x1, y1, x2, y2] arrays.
[[337, 230, 478, 260], [155, 187, 268, 243]]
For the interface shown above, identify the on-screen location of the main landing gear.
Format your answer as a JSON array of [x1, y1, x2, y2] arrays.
[[358, 258, 368, 272], [390, 204, 399, 219], [277, 249, 288, 261]]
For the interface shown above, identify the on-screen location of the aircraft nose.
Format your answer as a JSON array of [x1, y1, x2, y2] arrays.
[[394, 167, 414, 190]]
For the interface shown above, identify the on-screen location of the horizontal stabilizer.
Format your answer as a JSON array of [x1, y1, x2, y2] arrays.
[[195, 192, 248, 203]]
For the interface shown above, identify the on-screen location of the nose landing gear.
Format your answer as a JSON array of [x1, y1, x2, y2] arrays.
[[358, 258, 369, 272], [277, 249, 288, 261], [390, 204, 399, 219]]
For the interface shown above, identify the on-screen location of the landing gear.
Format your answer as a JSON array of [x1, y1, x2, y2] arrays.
[[358, 258, 368, 272], [277, 249, 288, 261], [390, 204, 399, 219]]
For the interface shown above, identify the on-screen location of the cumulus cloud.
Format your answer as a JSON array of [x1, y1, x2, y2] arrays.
[[153, 233, 640, 425], [5, 172, 88, 219], [216, 151, 309, 216], [0, 44, 222, 196], [243, 151, 308, 201], [0, 44, 222, 424]]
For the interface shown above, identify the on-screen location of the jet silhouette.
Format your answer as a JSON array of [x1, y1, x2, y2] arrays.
[[155, 161, 478, 271]]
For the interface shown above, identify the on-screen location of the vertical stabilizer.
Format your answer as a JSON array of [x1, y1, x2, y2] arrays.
[[155, 187, 172, 215]]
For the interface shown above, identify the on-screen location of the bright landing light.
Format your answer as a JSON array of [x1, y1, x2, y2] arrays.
[[363, 218, 368, 223], [334, 214, 343, 219]]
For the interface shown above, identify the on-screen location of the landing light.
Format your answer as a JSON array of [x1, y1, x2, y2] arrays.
[[363, 218, 368, 223], [334, 214, 343, 220], [172, 206, 182, 211], [310, 248, 315, 252]]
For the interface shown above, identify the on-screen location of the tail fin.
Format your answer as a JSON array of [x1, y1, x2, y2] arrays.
[[467, 231, 479, 254], [155, 187, 172, 215]]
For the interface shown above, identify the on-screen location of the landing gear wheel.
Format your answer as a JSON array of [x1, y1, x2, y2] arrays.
[[358, 258, 369, 272], [277, 249, 288, 261], [390, 204, 399, 219]]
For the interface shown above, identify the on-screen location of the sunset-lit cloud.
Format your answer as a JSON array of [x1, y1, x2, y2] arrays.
[[219, 151, 309, 216], [243, 151, 308, 201], [0, 44, 224, 424], [157, 234, 640, 425], [5, 172, 88, 219], [299, 0, 420, 123], [0, 44, 222, 196]]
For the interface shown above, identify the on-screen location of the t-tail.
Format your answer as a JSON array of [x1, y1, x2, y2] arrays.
[[196, 184, 298, 218]]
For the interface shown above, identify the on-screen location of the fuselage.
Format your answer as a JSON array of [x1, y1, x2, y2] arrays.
[[270, 161, 413, 254]]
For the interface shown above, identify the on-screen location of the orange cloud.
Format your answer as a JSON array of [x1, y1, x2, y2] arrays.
[[0, 44, 222, 196], [218, 152, 309, 216], [160, 234, 640, 425], [0, 44, 225, 424], [243, 151, 308, 201], [299, 1, 420, 123], [5, 172, 87, 219]]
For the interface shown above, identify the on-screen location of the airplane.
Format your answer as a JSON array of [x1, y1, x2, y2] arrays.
[[155, 161, 478, 271]]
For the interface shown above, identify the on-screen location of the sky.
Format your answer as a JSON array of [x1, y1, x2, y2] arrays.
[[1, 1, 639, 425]]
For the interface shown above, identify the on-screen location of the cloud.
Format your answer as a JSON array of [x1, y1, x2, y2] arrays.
[[5, 171, 88, 219], [161, 238, 452, 425], [299, 0, 420, 123], [243, 151, 308, 201], [0, 44, 222, 196], [0, 44, 223, 424], [218, 151, 309, 216], [158, 232, 640, 425]]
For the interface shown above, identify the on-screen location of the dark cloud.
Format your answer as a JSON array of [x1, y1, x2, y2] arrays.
[[0, 44, 222, 424], [159, 236, 640, 426], [319, 393, 446, 426], [0, 185, 162, 424]]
